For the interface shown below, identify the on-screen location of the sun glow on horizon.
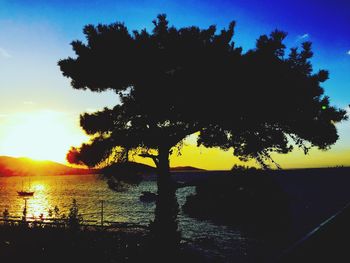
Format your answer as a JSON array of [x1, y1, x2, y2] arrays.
[[0, 111, 349, 170], [0, 110, 88, 163]]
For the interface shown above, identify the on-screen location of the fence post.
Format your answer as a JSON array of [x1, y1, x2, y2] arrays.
[[23, 198, 27, 221], [101, 200, 104, 227]]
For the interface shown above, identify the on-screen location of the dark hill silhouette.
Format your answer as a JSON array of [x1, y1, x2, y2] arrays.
[[102, 161, 156, 185], [0, 156, 97, 176], [170, 166, 206, 172], [101, 162, 205, 174], [0, 156, 207, 178]]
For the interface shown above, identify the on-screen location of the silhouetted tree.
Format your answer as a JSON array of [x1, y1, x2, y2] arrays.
[[58, 14, 347, 252], [67, 199, 83, 230]]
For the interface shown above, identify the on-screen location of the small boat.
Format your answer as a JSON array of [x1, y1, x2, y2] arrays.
[[107, 178, 128, 192], [17, 191, 34, 197], [139, 191, 157, 202], [17, 180, 34, 197]]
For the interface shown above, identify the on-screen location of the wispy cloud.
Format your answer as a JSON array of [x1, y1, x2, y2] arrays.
[[347, 50, 350, 55], [297, 33, 309, 41], [23, 101, 35, 105], [0, 47, 11, 58]]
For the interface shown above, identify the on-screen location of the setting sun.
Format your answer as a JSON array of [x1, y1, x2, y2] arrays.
[[0, 110, 88, 163]]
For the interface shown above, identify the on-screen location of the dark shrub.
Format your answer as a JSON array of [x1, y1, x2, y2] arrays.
[[183, 168, 291, 235]]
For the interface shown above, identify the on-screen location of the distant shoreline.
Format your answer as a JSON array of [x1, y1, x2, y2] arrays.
[[1, 154, 349, 177]]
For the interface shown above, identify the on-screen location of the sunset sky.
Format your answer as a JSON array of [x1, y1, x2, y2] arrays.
[[0, 0, 349, 169]]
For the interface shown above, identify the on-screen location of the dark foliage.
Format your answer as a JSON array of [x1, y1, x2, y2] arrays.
[[59, 15, 346, 167], [67, 199, 83, 230]]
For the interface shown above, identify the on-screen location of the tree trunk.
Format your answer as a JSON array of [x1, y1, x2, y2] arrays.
[[150, 146, 180, 255]]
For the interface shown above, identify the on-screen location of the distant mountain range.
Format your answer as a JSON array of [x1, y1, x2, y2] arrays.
[[0, 156, 97, 176], [101, 162, 205, 174], [0, 156, 206, 177]]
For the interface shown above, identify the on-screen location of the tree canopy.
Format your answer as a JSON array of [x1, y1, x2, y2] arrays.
[[59, 14, 347, 169]]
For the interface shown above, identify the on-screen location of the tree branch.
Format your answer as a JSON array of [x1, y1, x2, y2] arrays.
[[139, 153, 159, 167]]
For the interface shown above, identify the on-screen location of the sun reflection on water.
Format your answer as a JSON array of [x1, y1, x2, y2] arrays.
[[33, 184, 45, 191], [23, 181, 50, 219]]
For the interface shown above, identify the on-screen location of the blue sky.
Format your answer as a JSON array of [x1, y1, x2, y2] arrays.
[[1, 0, 348, 104], [0, 0, 349, 167]]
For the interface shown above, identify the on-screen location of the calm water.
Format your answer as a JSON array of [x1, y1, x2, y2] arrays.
[[0, 174, 262, 262]]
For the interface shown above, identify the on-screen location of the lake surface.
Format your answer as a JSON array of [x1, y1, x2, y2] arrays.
[[0, 174, 261, 262]]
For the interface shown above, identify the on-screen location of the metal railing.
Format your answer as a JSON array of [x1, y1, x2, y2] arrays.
[[0, 199, 148, 230], [0, 216, 148, 230], [276, 201, 350, 262]]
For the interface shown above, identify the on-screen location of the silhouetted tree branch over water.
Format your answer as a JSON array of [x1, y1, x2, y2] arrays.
[[58, 14, 347, 254]]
